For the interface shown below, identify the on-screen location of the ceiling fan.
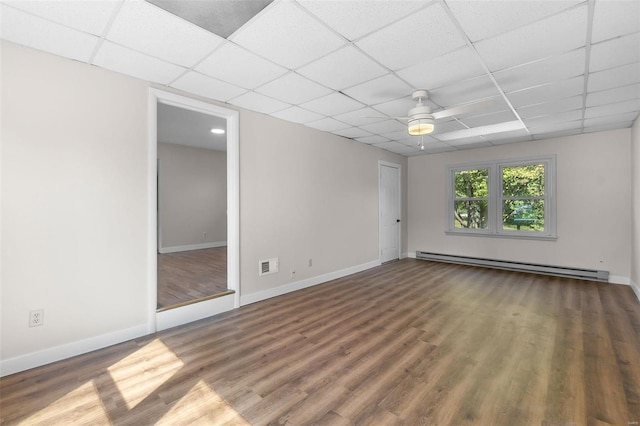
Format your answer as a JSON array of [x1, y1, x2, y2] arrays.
[[369, 89, 526, 148]]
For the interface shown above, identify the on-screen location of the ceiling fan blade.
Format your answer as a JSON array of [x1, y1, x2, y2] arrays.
[[435, 121, 526, 141], [432, 99, 494, 120]]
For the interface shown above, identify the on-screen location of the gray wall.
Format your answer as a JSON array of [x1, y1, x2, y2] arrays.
[[158, 142, 227, 251]]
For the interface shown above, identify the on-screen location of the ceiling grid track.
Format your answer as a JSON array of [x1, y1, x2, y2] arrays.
[[438, 0, 530, 137], [581, 0, 596, 130]]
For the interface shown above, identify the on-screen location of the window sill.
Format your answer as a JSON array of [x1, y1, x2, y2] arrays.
[[445, 230, 558, 241]]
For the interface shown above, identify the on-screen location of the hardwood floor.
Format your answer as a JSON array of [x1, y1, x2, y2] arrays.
[[157, 247, 227, 309], [2, 259, 639, 425]]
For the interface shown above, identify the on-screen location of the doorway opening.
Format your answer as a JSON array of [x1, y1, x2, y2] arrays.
[[148, 89, 239, 332]]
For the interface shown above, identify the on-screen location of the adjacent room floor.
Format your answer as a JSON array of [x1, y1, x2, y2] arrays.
[[157, 246, 228, 309], [2, 259, 639, 425]]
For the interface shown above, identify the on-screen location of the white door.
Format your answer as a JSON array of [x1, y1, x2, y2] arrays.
[[379, 163, 401, 263]]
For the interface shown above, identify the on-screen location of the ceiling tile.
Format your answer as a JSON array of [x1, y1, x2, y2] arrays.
[[332, 127, 373, 139], [397, 47, 486, 92], [305, 117, 352, 132], [382, 129, 412, 142], [107, 1, 223, 68], [146, 0, 273, 39], [485, 129, 532, 144], [460, 110, 518, 128], [195, 42, 287, 89], [507, 76, 584, 108], [591, 0, 640, 43], [255, 72, 332, 105], [355, 135, 391, 144], [230, 0, 345, 69], [474, 4, 588, 71], [171, 71, 247, 101], [584, 99, 640, 119], [298, 0, 425, 41], [431, 120, 468, 136], [447, 0, 581, 43], [589, 33, 640, 73], [1, 4, 99, 62], [524, 109, 583, 128], [494, 48, 585, 93], [297, 45, 387, 90], [372, 141, 407, 151], [458, 96, 512, 118], [445, 138, 493, 147], [271, 106, 324, 124], [532, 128, 582, 140], [355, 3, 465, 70], [587, 83, 640, 107], [583, 111, 639, 128], [429, 75, 501, 108], [300, 92, 365, 116], [4, 0, 119, 35], [398, 135, 440, 147], [228, 91, 290, 114], [528, 119, 583, 133], [343, 74, 413, 105], [94, 41, 186, 84], [371, 97, 417, 118], [359, 119, 407, 135], [588, 62, 640, 93], [333, 107, 389, 127], [517, 95, 584, 119], [419, 141, 458, 154], [583, 121, 635, 134]]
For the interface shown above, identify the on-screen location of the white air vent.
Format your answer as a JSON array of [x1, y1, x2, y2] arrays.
[[259, 257, 279, 276]]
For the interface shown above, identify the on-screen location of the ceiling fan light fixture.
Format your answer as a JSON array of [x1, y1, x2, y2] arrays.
[[408, 117, 434, 136]]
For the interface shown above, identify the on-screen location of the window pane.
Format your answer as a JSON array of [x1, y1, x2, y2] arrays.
[[502, 164, 545, 197], [454, 200, 489, 229], [455, 169, 488, 198], [502, 199, 545, 232]]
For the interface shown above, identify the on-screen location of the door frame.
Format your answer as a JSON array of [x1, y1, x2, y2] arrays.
[[147, 89, 240, 332], [378, 161, 401, 263]]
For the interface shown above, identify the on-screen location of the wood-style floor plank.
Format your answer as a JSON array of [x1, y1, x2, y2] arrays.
[[157, 247, 227, 309], [2, 259, 640, 425]]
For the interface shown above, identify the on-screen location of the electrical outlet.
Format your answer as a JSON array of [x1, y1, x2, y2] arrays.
[[290, 269, 296, 278], [29, 309, 44, 327]]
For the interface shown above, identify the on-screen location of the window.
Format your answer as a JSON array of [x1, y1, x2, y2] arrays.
[[447, 157, 556, 239]]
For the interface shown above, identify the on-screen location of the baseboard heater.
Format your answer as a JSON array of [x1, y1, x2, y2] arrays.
[[415, 251, 609, 282]]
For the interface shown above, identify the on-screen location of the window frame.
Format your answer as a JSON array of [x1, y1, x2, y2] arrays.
[[446, 156, 556, 240]]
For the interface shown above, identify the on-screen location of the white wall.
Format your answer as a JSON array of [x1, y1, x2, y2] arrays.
[[239, 110, 408, 298], [1, 42, 150, 365], [408, 130, 632, 282], [158, 142, 227, 250], [631, 118, 640, 298], [0, 41, 408, 374]]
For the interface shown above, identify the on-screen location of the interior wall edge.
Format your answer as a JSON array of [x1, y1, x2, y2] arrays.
[[631, 279, 640, 303]]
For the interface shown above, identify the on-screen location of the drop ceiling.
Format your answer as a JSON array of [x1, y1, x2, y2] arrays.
[[1, 0, 639, 156]]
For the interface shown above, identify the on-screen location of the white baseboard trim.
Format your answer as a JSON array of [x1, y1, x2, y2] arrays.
[[407, 251, 417, 259], [159, 241, 226, 254], [609, 275, 631, 285], [631, 279, 640, 302], [400, 252, 409, 259], [0, 324, 148, 377], [156, 293, 235, 332], [240, 260, 381, 306]]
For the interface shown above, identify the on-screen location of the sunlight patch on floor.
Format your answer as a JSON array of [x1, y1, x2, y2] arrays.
[[157, 379, 250, 425], [107, 339, 184, 410], [21, 380, 110, 425]]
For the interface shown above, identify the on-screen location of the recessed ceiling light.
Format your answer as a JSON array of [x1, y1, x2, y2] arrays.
[[210, 128, 225, 134]]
